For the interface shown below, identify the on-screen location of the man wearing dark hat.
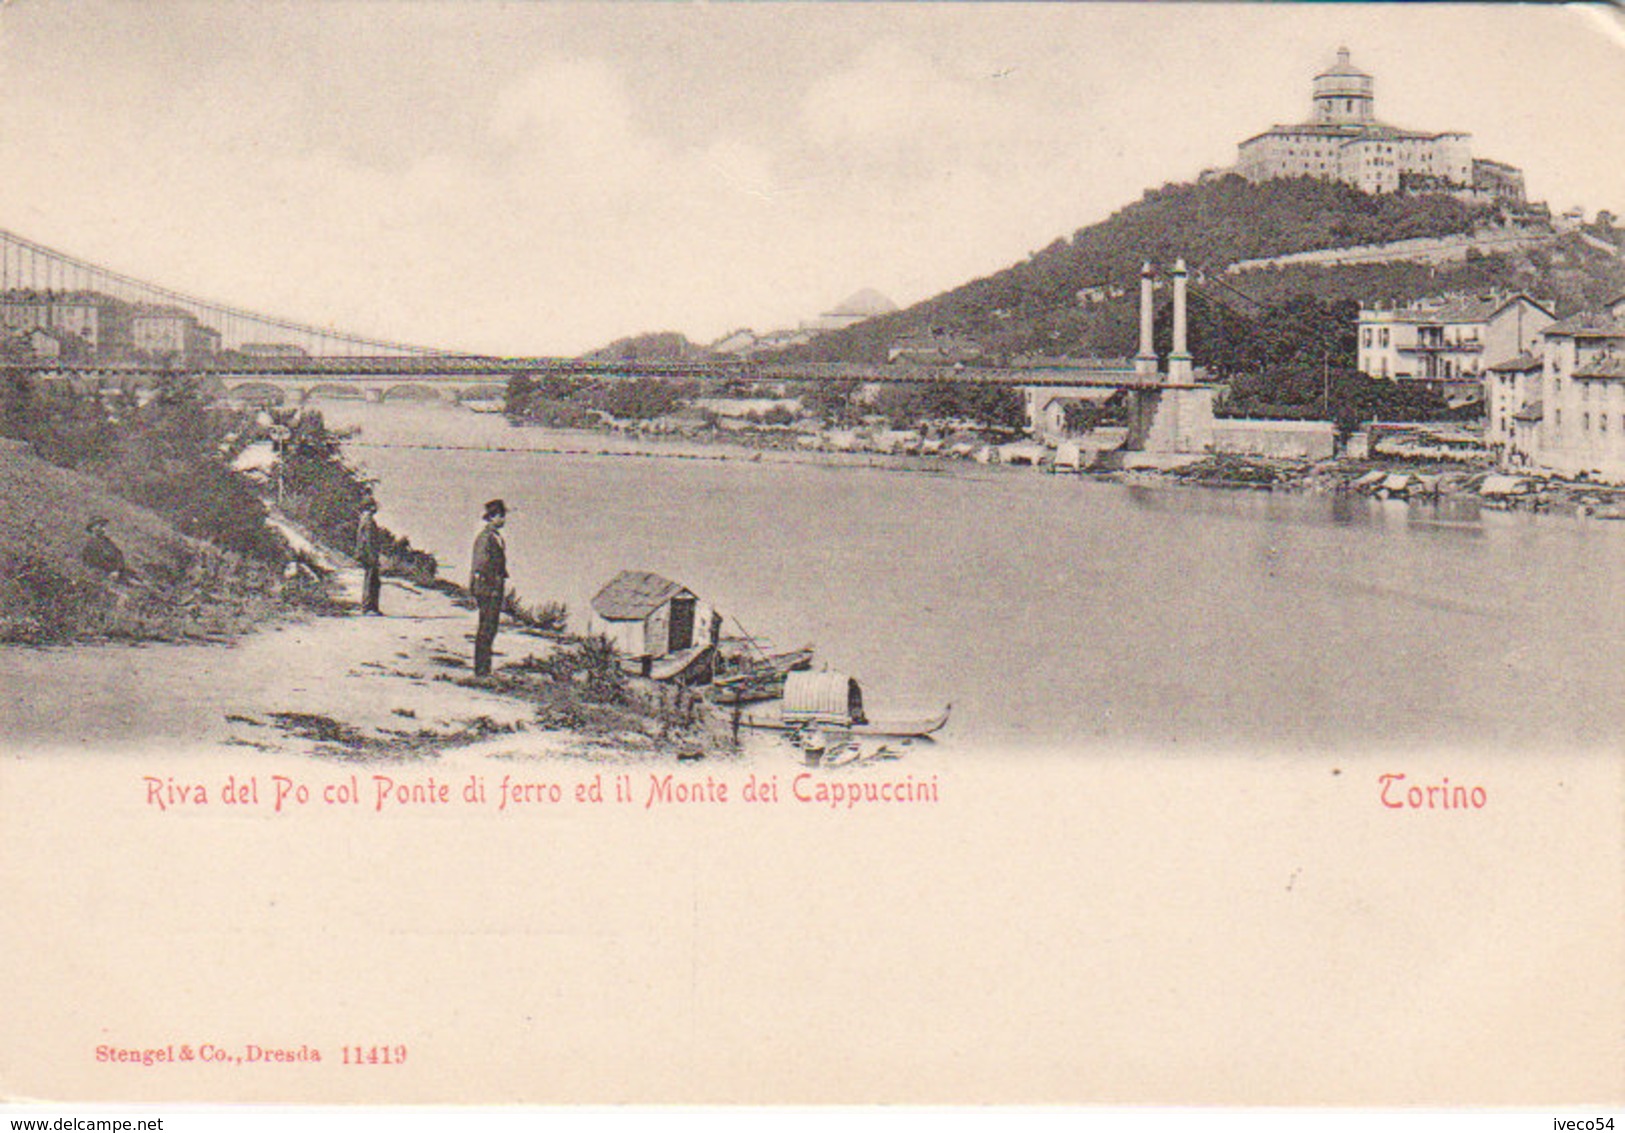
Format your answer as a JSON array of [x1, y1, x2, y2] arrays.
[[469, 498, 508, 677], [355, 500, 382, 615], [82, 517, 134, 582]]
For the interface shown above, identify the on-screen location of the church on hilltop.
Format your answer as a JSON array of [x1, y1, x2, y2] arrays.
[[1229, 47, 1526, 202]]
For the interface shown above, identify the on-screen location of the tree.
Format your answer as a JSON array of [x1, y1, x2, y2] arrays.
[[793, 378, 860, 423], [1218, 365, 1450, 436], [505, 372, 534, 416], [597, 377, 683, 420]]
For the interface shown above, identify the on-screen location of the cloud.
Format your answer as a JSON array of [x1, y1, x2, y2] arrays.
[[799, 41, 1018, 157], [490, 59, 636, 149], [6, 7, 1612, 358]]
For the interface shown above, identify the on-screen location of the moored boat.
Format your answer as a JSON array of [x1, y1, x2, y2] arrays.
[[737, 670, 951, 740], [708, 645, 815, 704], [639, 642, 715, 684]]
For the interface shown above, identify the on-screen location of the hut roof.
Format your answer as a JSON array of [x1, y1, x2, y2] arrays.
[[1544, 312, 1625, 339], [591, 570, 690, 621]]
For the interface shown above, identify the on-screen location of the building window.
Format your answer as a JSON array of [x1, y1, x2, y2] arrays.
[[1583, 413, 1590, 432], [1380, 328, 1389, 347]]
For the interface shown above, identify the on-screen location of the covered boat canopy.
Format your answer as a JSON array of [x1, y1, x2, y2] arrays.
[[780, 670, 867, 728]]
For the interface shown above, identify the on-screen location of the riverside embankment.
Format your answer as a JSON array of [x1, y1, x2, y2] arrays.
[[0, 425, 738, 764], [0, 558, 747, 762]]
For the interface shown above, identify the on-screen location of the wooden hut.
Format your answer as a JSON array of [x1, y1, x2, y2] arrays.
[[588, 570, 721, 676]]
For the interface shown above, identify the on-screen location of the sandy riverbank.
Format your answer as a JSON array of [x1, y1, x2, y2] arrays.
[[0, 563, 754, 764]]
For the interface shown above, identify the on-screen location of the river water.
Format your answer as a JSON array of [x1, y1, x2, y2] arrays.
[[320, 402, 1625, 755]]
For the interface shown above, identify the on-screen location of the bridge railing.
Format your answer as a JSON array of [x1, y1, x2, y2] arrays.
[[13, 353, 1192, 390]]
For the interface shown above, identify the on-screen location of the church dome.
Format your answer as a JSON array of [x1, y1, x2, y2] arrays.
[[1312, 47, 1374, 124], [1315, 46, 1370, 80]]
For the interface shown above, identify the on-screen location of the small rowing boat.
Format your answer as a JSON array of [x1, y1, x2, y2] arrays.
[[738, 704, 952, 740], [637, 642, 714, 684], [708, 645, 815, 704]]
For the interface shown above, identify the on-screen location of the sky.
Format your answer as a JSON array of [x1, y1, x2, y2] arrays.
[[0, 1, 1619, 356]]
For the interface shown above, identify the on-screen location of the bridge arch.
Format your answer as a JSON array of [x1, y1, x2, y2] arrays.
[[383, 383, 456, 404], [223, 380, 288, 407], [305, 382, 368, 402], [453, 382, 508, 405]]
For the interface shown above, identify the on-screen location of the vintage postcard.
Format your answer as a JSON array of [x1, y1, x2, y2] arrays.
[[1, 1, 1621, 1111]]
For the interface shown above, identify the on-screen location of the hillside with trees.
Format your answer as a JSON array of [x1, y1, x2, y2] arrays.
[[774, 175, 1623, 370]]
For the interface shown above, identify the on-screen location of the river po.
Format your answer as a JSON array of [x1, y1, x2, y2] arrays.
[[322, 402, 1625, 756]]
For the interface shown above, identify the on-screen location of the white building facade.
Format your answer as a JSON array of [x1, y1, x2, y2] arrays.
[[1532, 304, 1625, 481], [1485, 351, 1542, 466], [1235, 48, 1512, 198], [1357, 293, 1554, 382]]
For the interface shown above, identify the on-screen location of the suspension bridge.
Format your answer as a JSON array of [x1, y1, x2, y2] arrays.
[[0, 226, 447, 359], [0, 224, 1225, 413]]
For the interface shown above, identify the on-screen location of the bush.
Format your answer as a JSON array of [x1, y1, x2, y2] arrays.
[[112, 459, 285, 564], [510, 634, 629, 703], [503, 588, 569, 634], [0, 553, 108, 642], [1217, 365, 1452, 436]]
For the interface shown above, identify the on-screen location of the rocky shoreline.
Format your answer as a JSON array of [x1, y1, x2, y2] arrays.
[[386, 416, 1625, 518], [1125, 451, 1625, 517]]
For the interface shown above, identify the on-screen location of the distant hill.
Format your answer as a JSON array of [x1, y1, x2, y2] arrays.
[[582, 331, 716, 362], [772, 175, 1625, 367], [824, 288, 898, 319]]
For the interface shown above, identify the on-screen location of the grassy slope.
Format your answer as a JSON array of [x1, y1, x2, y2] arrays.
[[0, 439, 301, 643]]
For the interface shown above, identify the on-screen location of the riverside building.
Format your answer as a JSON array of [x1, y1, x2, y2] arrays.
[[1357, 293, 1554, 383], [1481, 296, 1625, 482], [1521, 299, 1625, 482]]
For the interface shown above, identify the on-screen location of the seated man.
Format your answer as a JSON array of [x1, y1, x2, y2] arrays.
[[82, 517, 135, 582]]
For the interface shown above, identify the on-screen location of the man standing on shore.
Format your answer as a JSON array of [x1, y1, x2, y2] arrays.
[[469, 498, 508, 677], [355, 500, 382, 615]]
